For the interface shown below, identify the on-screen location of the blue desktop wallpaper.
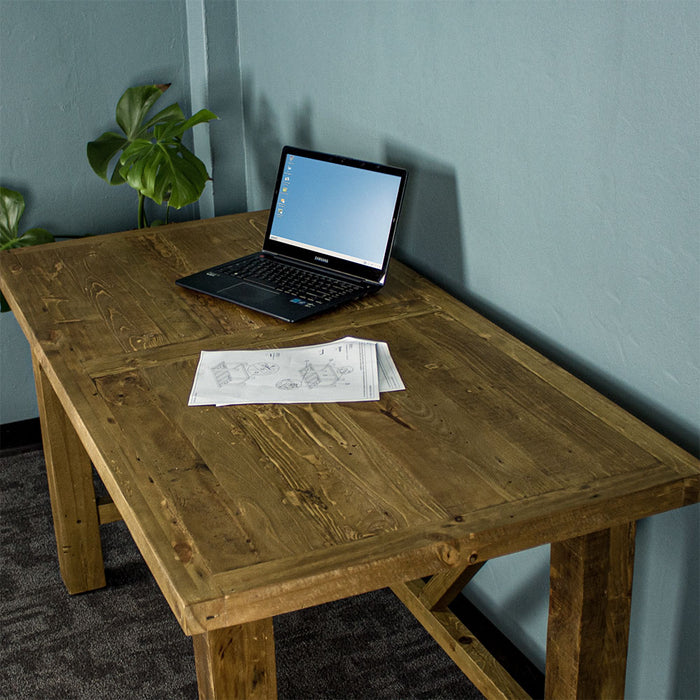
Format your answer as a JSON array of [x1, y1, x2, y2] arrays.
[[269, 154, 402, 268]]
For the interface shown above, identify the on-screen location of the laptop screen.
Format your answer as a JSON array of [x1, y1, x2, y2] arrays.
[[263, 147, 407, 283]]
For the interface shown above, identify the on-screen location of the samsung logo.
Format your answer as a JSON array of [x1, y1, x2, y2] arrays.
[[314, 255, 329, 264]]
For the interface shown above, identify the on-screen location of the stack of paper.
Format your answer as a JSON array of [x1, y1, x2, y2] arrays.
[[188, 337, 404, 407]]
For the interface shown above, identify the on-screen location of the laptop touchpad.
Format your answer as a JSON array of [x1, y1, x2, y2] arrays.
[[221, 282, 281, 303]]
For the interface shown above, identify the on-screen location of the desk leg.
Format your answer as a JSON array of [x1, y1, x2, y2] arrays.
[[546, 522, 635, 699], [193, 618, 277, 699], [32, 353, 106, 594]]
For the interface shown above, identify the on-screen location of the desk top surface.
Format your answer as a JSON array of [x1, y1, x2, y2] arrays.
[[1, 212, 698, 635]]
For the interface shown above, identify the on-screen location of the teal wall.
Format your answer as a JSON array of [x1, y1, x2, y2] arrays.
[[1, 1, 698, 697]]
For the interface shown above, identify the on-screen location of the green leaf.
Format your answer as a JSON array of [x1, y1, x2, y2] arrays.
[[86, 132, 128, 182], [0, 188, 54, 254], [153, 108, 218, 142], [115, 84, 170, 138], [153, 119, 187, 142], [15, 227, 55, 247], [0, 187, 25, 243], [142, 102, 185, 133], [183, 109, 219, 130], [119, 139, 210, 209], [166, 149, 210, 208]]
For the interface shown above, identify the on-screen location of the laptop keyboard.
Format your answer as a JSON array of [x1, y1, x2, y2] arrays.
[[219, 255, 364, 305]]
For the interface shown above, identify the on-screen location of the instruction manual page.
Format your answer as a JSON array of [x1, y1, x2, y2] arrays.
[[188, 337, 404, 406]]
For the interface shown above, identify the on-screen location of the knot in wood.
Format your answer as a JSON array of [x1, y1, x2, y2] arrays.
[[174, 542, 193, 563], [436, 542, 461, 566]]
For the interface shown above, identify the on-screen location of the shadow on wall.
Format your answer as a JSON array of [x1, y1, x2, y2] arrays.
[[242, 75, 315, 207], [240, 80, 467, 295], [384, 141, 466, 296]]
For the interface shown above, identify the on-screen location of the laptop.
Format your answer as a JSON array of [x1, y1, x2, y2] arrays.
[[176, 146, 407, 322]]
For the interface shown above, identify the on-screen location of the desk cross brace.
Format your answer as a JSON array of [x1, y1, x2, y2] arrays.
[[393, 522, 636, 700]]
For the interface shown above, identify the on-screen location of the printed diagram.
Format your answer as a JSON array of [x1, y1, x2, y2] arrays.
[[211, 361, 279, 388], [209, 359, 353, 392], [277, 360, 353, 391]]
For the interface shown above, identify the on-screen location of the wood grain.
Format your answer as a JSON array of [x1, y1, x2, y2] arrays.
[[193, 618, 276, 699], [392, 579, 529, 700], [545, 523, 636, 699], [32, 351, 106, 593]]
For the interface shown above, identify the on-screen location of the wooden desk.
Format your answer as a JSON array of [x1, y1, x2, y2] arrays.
[[1, 212, 697, 699]]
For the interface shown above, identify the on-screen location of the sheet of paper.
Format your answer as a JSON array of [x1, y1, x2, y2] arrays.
[[188, 337, 405, 406], [340, 337, 405, 392], [189, 338, 386, 406]]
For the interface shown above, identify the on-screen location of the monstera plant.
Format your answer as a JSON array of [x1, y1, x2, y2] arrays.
[[87, 84, 217, 228], [0, 187, 54, 312]]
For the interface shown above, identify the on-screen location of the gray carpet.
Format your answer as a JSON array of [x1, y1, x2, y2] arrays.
[[0, 449, 483, 699]]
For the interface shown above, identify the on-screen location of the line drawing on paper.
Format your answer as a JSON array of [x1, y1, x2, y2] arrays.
[[210, 361, 279, 388], [276, 360, 352, 391]]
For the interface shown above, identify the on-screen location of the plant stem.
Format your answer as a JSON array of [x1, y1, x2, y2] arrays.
[[138, 193, 146, 229]]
